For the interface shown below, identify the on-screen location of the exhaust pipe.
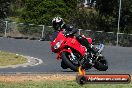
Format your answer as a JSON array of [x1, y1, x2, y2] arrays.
[[97, 44, 104, 53]]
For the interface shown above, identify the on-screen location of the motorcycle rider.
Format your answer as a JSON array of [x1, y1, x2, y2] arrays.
[[51, 16, 98, 69], [51, 17, 78, 41]]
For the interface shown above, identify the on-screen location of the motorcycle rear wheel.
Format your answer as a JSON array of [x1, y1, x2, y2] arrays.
[[94, 56, 108, 71], [61, 52, 79, 72]]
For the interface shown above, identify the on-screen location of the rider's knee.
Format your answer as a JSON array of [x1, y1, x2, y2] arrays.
[[76, 35, 83, 42]]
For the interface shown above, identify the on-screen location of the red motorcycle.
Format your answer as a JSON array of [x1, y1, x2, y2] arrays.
[[50, 31, 108, 71]]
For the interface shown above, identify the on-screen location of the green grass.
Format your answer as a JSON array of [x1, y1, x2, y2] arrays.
[[0, 51, 27, 66], [0, 80, 131, 88]]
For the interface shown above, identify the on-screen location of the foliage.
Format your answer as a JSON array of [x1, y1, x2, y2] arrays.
[[120, 0, 132, 33], [0, 0, 11, 19], [10, 0, 24, 17], [68, 8, 99, 30], [7, 0, 132, 33], [96, 0, 132, 33], [64, 0, 77, 9], [18, 0, 72, 25], [0, 20, 5, 33]]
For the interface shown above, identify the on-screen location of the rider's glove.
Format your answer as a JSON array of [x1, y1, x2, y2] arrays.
[[65, 32, 73, 37]]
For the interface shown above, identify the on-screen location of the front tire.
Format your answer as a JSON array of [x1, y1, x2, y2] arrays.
[[61, 52, 79, 72], [61, 60, 68, 69]]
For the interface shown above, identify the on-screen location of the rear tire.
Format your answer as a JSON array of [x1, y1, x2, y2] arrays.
[[94, 56, 108, 71], [61, 52, 79, 72]]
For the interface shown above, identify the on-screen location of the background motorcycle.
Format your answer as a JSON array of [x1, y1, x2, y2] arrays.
[[50, 31, 108, 71]]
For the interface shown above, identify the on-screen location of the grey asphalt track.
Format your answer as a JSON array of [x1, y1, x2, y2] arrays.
[[0, 37, 132, 74]]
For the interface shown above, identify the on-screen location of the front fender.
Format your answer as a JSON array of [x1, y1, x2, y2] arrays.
[[56, 48, 72, 60], [60, 48, 72, 54]]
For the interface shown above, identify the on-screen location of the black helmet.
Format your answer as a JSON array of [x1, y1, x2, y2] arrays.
[[52, 17, 65, 31]]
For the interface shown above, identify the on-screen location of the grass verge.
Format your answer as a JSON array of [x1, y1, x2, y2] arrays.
[[0, 80, 131, 88], [0, 51, 27, 66], [0, 74, 131, 88]]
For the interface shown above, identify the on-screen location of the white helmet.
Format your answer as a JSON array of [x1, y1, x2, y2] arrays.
[[52, 17, 65, 31]]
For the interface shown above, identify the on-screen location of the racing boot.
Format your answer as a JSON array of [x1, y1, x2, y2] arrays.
[[81, 54, 93, 70], [91, 45, 99, 55]]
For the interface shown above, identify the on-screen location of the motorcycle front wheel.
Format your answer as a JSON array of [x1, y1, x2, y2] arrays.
[[61, 51, 80, 72]]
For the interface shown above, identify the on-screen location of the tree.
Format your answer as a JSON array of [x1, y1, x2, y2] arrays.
[[95, 0, 118, 32], [0, 0, 11, 19], [19, 0, 72, 25], [96, 0, 118, 16], [10, 0, 24, 17], [10, 0, 132, 33], [95, 0, 132, 33], [64, 0, 77, 9], [120, 0, 132, 33]]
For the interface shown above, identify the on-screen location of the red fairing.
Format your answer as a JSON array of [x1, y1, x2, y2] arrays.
[[65, 37, 86, 56], [87, 38, 93, 44], [50, 32, 65, 52], [50, 31, 87, 60], [81, 35, 93, 44]]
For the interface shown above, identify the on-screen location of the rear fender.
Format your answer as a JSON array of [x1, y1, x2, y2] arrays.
[[81, 35, 93, 44], [87, 38, 93, 44]]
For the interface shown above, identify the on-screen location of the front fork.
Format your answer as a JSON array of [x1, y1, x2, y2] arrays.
[[69, 49, 77, 61], [58, 48, 77, 61], [56, 48, 73, 60]]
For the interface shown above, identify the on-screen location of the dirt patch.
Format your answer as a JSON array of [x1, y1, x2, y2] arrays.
[[0, 74, 76, 82]]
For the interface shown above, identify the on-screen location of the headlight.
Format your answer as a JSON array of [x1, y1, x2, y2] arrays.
[[54, 41, 62, 49]]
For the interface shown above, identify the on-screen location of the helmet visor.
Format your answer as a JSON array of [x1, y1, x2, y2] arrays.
[[53, 22, 60, 30]]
